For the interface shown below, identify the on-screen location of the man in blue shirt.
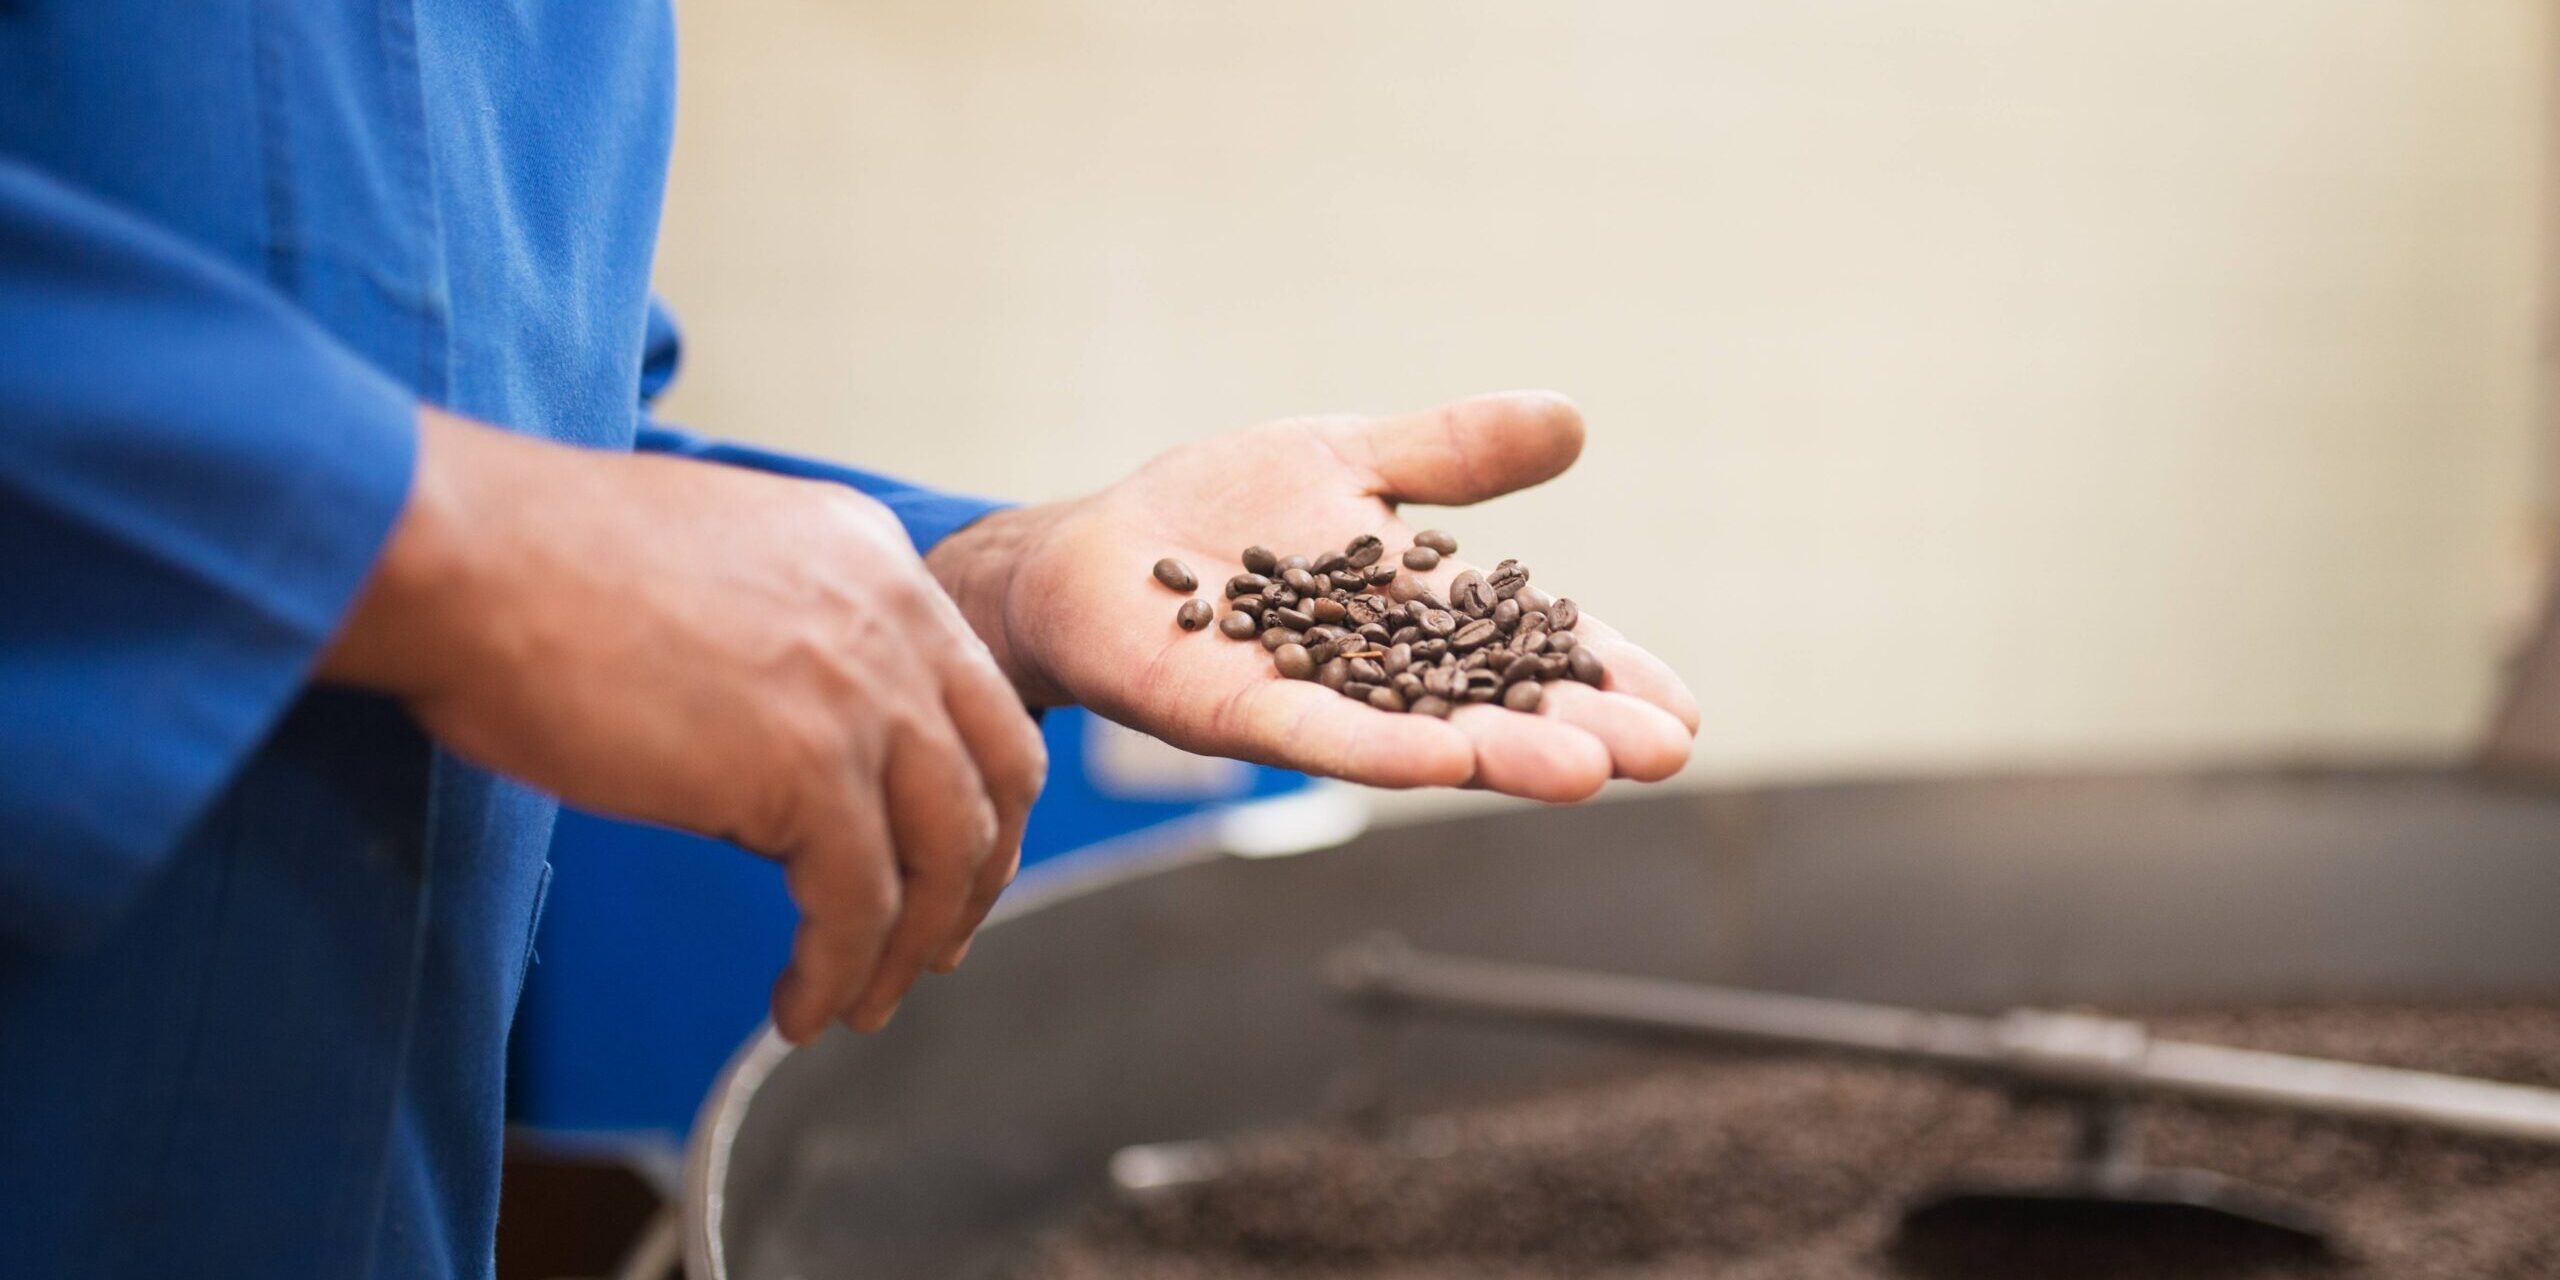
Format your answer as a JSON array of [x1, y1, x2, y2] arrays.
[[0, 4, 1697, 1276]]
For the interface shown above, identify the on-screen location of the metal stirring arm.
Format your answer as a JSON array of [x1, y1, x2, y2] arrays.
[[1326, 934, 2560, 1148]]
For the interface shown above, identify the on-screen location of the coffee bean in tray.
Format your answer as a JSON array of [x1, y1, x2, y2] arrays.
[[1152, 529, 1604, 716]]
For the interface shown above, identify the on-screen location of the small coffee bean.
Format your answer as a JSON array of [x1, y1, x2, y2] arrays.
[[1544, 630, 1578, 654], [1401, 546, 1441, 571], [1502, 680, 1545, 713], [1366, 685, 1406, 713], [1539, 654, 1571, 680], [1493, 598, 1522, 631], [1549, 598, 1580, 631], [1502, 652, 1544, 683], [1419, 609, 1457, 638], [1452, 618, 1499, 649], [1341, 680, 1379, 701], [1414, 589, 1449, 613], [1154, 558, 1199, 592], [1386, 573, 1430, 604], [1516, 585, 1554, 614], [1346, 657, 1386, 684], [1241, 545, 1279, 576], [1274, 642, 1316, 680], [1488, 558, 1529, 600], [1263, 627, 1305, 650], [1356, 623, 1391, 644], [1382, 644, 1413, 677], [1306, 624, 1348, 645], [1275, 567, 1313, 595], [1219, 611, 1259, 640], [1277, 554, 1311, 574], [1345, 534, 1386, 569], [1366, 564, 1400, 587], [1422, 666, 1457, 697], [1273, 607, 1315, 631], [1450, 570, 1492, 615], [1409, 694, 1453, 719], [1388, 626, 1421, 648], [1568, 645, 1605, 685], [1330, 570, 1367, 592], [1317, 659, 1351, 692], [1313, 551, 1349, 573], [1310, 597, 1348, 624], [1261, 582, 1290, 605], [1414, 638, 1450, 660], [1391, 671, 1425, 699], [1176, 598, 1214, 630], [1413, 529, 1459, 556], [1227, 573, 1271, 598]]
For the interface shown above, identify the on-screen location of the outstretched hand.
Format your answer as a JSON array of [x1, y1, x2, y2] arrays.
[[932, 392, 1698, 805]]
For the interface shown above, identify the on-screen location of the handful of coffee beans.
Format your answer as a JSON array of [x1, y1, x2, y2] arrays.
[[1149, 531, 1602, 718]]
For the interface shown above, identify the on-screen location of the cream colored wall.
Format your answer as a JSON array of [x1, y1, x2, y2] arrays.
[[653, 0, 2552, 786]]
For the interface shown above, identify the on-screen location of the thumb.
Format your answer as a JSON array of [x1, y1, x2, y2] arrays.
[[1329, 391, 1586, 506]]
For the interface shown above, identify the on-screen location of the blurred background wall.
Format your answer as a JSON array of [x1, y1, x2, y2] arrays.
[[650, 0, 2556, 791]]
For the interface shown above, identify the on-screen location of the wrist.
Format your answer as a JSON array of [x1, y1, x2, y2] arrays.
[[925, 502, 1072, 707], [315, 406, 507, 701]]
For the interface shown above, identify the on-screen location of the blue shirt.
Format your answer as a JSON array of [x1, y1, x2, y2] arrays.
[[0, 5, 1000, 1276]]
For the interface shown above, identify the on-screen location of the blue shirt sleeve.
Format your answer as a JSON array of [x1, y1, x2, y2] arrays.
[[629, 297, 1006, 555], [0, 160, 418, 952]]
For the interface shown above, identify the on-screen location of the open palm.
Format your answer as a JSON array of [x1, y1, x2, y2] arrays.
[[982, 393, 1698, 802]]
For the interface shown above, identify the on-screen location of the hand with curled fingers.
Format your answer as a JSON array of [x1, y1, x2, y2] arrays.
[[320, 408, 1047, 1044], [928, 392, 1698, 805]]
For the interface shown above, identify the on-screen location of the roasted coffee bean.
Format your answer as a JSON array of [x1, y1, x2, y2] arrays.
[[1272, 607, 1315, 631], [1460, 649, 1493, 671], [1341, 680, 1379, 700], [1176, 598, 1214, 630], [1341, 598, 1379, 628], [1277, 553, 1311, 574], [1409, 694, 1453, 719], [1413, 529, 1459, 556], [1511, 632, 1547, 657], [1502, 680, 1545, 713], [1218, 610, 1259, 640], [1317, 659, 1351, 692], [1306, 624, 1348, 645], [1568, 645, 1605, 685], [1382, 644, 1413, 677], [1330, 570, 1367, 591], [1391, 671, 1425, 699], [1366, 564, 1400, 587], [1400, 545, 1442, 572], [1231, 595, 1266, 619], [1273, 642, 1316, 680], [1241, 545, 1278, 575], [1539, 654, 1571, 681], [1492, 598, 1522, 631], [1154, 558, 1199, 592], [1422, 666, 1457, 698], [1262, 627, 1305, 651], [1280, 567, 1318, 595], [1517, 585, 1554, 614], [1502, 652, 1544, 684], [1450, 570, 1492, 615], [1389, 625, 1422, 648], [1488, 558, 1529, 600], [1356, 623, 1391, 644], [1414, 638, 1450, 660], [1261, 581, 1290, 605], [1366, 685, 1406, 713], [1345, 534, 1386, 568], [1227, 573, 1271, 598], [1414, 589, 1450, 613], [1549, 597, 1580, 631], [1419, 609, 1457, 638], [1451, 618, 1499, 650], [1313, 551, 1349, 573], [1310, 596, 1348, 624], [1386, 573, 1430, 604], [1346, 657, 1386, 685], [1544, 630, 1578, 654]]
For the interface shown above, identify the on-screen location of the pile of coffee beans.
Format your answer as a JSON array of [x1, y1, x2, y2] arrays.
[[1150, 532, 1603, 717]]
